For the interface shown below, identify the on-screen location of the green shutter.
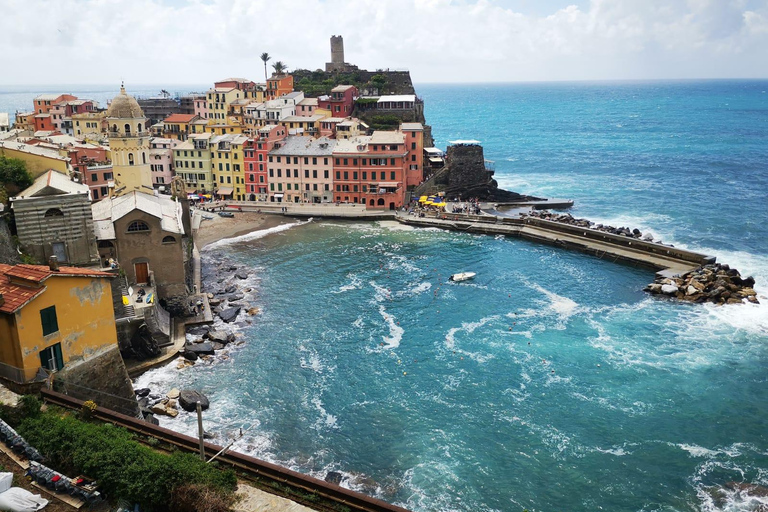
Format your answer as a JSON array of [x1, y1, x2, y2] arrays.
[[40, 306, 58, 336]]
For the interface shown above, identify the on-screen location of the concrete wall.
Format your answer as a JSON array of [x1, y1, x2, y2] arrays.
[[54, 345, 139, 417]]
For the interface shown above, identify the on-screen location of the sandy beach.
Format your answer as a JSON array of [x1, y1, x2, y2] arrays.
[[194, 211, 294, 249]]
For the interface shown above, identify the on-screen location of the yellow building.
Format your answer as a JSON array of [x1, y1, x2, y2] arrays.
[[0, 140, 71, 178], [173, 133, 214, 193], [72, 111, 107, 143], [206, 87, 243, 124], [106, 86, 154, 196], [210, 134, 247, 200], [0, 262, 118, 383]]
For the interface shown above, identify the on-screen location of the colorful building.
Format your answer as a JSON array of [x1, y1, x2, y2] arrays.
[[149, 137, 178, 190], [172, 133, 213, 193], [0, 140, 72, 178], [161, 113, 201, 141], [72, 111, 108, 143], [318, 85, 358, 117], [296, 97, 318, 117], [244, 125, 287, 201], [266, 73, 294, 101], [401, 122, 425, 190], [0, 262, 117, 384], [210, 133, 247, 200], [267, 136, 336, 203], [33, 94, 77, 114]]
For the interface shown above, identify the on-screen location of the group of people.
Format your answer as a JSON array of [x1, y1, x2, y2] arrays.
[[450, 198, 483, 215]]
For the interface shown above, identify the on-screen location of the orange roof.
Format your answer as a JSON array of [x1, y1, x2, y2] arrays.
[[0, 264, 114, 314], [163, 114, 197, 124]]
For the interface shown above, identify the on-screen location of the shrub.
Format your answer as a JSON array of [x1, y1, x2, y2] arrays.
[[17, 412, 236, 511]]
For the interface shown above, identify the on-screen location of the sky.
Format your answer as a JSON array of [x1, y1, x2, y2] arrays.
[[1, 0, 767, 85]]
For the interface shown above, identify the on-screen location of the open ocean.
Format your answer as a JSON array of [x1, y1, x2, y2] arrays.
[[6, 80, 767, 511]]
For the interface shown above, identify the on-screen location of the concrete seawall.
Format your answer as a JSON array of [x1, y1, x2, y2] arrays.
[[395, 212, 715, 277]]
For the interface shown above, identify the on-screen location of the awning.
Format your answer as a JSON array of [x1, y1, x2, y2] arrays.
[[374, 182, 399, 188], [216, 187, 234, 196], [428, 157, 444, 163], [273, 193, 284, 198]]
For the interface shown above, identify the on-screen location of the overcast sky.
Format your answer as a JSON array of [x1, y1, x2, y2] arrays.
[[1, 0, 767, 85]]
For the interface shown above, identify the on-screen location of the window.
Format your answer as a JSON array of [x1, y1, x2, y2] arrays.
[[304, 169, 309, 178], [128, 153, 134, 165], [343, 158, 348, 165], [40, 306, 59, 336], [391, 172, 396, 180], [371, 172, 377, 180], [353, 159, 358, 166], [44, 208, 64, 217], [362, 172, 367, 180], [324, 170, 329, 179], [343, 172, 348, 180], [39, 342, 63, 371], [324, 158, 328, 165], [353, 172, 358, 180], [412, 142, 416, 150], [312, 157, 317, 165], [312, 170, 317, 178], [391, 159, 396, 166], [162, 236, 177, 244], [127, 220, 150, 232], [91, 173, 97, 182]]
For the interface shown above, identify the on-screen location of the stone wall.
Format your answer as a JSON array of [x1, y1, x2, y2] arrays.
[[53, 345, 139, 417], [0, 217, 20, 265]]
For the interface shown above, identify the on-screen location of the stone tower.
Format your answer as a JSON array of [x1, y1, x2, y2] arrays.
[[326, 35, 347, 72], [106, 85, 154, 196], [331, 35, 344, 67]]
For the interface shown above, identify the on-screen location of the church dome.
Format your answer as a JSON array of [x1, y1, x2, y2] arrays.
[[106, 86, 145, 119]]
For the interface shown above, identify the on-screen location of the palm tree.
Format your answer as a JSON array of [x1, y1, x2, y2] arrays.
[[260, 53, 271, 81], [272, 61, 287, 76]]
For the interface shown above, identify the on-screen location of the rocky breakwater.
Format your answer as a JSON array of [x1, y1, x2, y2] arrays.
[[523, 210, 668, 244], [645, 263, 760, 305]]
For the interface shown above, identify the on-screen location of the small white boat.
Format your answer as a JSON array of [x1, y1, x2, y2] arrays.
[[449, 272, 476, 282]]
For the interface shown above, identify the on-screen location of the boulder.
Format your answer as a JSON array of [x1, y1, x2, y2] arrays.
[[224, 285, 237, 294], [208, 298, 221, 307], [180, 350, 198, 361], [661, 284, 678, 295], [325, 472, 344, 485], [178, 390, 210, 412], [218, 307, 241, 323], [144, 413, 160, 426], [211, 342, 226, 351], [206, 330, 230, 343], [137, 397, 149, 410], [134, 388, 151, 398], [167, 388, 180, 400], [166, 408, 179, 418], [151, 403, 168, 415], [247, 307, 260, 315], [235, 271, 249, 280], [185, 343, 215, 356], [186, 326, 210, 337], [685, 285, 698, 296], [223, 293, 245, 302]]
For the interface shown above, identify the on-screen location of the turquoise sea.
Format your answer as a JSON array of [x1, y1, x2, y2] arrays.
[[12, 80, 768, 512]]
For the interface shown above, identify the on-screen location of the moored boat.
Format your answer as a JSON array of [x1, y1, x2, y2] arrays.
[[449, 272, 476, 282]]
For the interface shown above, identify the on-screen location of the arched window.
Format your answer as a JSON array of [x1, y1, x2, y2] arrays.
[[137, 122, 143, 133], [124, 123, 131, 135], [369, 199, 374, 206], [97, 241, 114, 248], [44, 208, 64, 217], [377, 198, 385, 206], [162, 236, 176, 244], [112, 124, 117, 133], [127, 220, 150, 232], [142, 152, 146, 164], [128, 153, 134, 165]]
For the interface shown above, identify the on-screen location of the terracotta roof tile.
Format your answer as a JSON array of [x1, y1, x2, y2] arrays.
[[163, 114, 197, 123], [0, 264, 114, 314]]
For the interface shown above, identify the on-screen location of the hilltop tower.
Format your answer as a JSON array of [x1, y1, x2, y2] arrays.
[[106, 85, 154, 196], [326, 35, 357, 72]]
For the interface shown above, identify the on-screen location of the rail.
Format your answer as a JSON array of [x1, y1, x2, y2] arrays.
[[40, 389, 412, 512]]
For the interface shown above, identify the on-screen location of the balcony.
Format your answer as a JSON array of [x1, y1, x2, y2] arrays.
[[108, 131, 149, 138]]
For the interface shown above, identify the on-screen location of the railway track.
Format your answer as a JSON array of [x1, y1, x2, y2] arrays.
[[41, 389, 411, 512]]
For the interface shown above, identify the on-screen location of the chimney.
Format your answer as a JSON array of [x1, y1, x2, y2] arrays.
[[48, 255, 59, 271]]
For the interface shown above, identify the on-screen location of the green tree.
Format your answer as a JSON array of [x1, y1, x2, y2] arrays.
[[0, 155, 33, 190], [272, 61, 287, 75], [260, 52, 271, 81]]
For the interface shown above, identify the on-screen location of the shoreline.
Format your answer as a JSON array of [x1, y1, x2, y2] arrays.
[[194, 211, 295, 249]]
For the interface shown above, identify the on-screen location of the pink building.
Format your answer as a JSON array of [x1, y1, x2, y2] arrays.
[[149, 137, 178, 190], [296, 97, 318, 117]]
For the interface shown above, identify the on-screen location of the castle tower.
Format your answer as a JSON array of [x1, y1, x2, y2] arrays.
[[326, 35, 347, 72], [331, 35, 344, 67], [106, 85, 154, 196]]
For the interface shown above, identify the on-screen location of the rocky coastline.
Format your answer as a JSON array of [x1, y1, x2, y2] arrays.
[[522, 210, 666, 244], [135, 258, 259, 426]]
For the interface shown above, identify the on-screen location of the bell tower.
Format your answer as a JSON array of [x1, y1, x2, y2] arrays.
[[106, 85, 154, 196]]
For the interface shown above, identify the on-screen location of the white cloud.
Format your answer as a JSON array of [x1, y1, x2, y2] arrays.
[[0, 0, 766, 85]]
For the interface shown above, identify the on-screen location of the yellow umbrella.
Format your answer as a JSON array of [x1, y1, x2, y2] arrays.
[[418, 196, 428, 203]]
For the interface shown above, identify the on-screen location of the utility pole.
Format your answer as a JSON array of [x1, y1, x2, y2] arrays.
[[196, 401, 205, 461]]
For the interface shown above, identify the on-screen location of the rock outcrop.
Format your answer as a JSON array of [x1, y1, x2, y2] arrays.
[[414, 144, 542, 202], [645, 263, 759, 305]]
